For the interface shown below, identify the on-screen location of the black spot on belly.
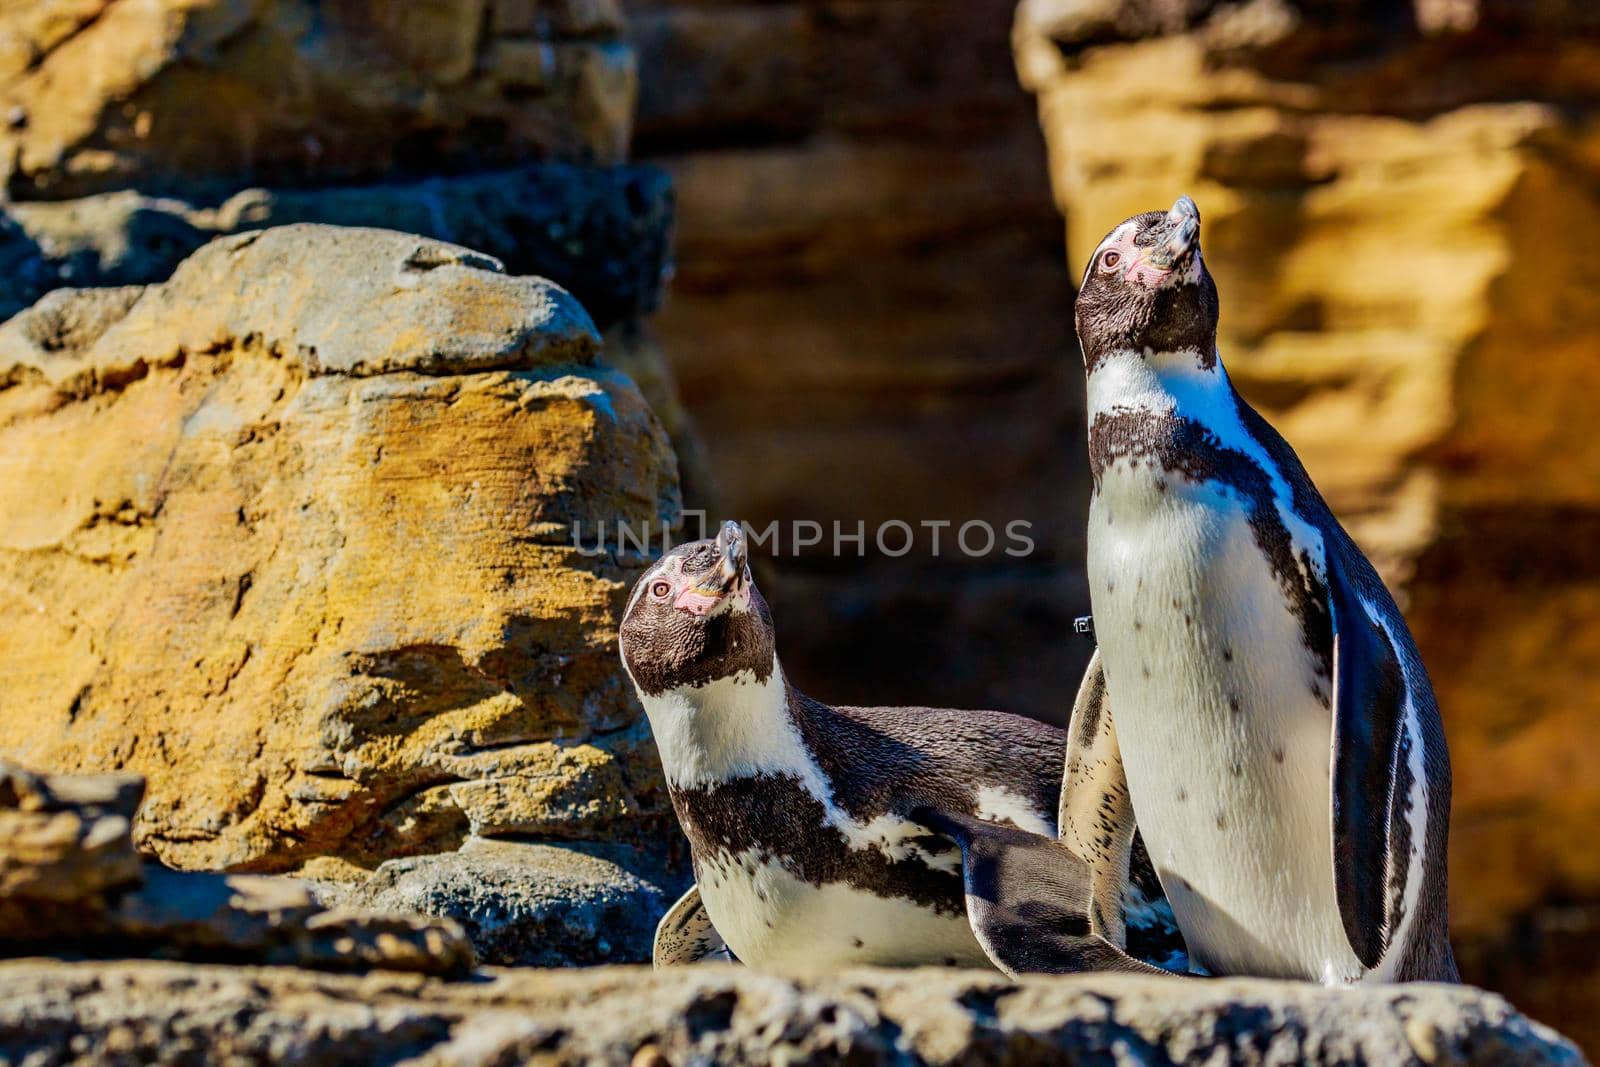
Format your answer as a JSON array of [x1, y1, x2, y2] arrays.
[[851, 937, 864, 949], [1228, 695, 1240, 715], [1215, 813, 1228, 830], [672, 774, 966, 917], [1273, 747, 1285, 763], [1176, 788, 1187, 802]]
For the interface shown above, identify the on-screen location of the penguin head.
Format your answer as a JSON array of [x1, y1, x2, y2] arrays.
[[1074, 195, 1220, 370], [619, 520, 776, 697]]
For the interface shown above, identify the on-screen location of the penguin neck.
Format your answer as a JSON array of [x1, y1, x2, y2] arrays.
[[640, 655, 827, 794], [1086, 346, 1232, 421]]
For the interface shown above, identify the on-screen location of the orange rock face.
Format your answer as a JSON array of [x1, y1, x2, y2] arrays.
[[0, 226, 680, 872]]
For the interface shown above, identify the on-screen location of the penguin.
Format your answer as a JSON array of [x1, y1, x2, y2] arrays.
[[619, 521, 1180, 974], [1062, 195, 1458, 983]]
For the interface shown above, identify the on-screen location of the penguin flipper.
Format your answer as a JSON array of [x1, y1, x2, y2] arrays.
[[652, 884, 735, 967], [914, 807, 1173, 977], [1328, 561, 1409, 971], [1058, 648, 1136, 947]]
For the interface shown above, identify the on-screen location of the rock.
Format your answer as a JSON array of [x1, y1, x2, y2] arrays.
[[0, 760, 143, 917], [634, 0, 1092, 711], [1013, 0, 1600, 1046], [109, 866, 475, 977], [0, 164, 675, 331], [0, 959, 1583, 1066], [0, 762, 473, 976], [320, 837, 679, 967], [0, 224, 681, 873], [0, 0, 637, 200]]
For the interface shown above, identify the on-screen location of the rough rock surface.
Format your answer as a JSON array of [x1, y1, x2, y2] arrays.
[[0, 164, 674, 331], [318, 837, 679, 967], [0, 959, 1583, 1066], [0, 0, 635, 199], [0, 224, 681, 874], [0, 759, 143, 922], [0, 761, 473, 976], [1014, 0, 1600, 1048], [631, 0, 1093, 712]]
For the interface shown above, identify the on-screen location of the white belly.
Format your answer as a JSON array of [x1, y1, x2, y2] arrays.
[[695, 849, 993, 970], [1088, 467, 1361, 982]]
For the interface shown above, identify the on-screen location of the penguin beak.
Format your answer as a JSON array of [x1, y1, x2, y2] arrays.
[[1145, 195, 1201, 270], [712, 520, 747, 593], [674, 521, 750, 615]]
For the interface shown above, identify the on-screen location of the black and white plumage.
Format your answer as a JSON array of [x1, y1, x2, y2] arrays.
[[619, 522, 1179, 974], [1064, 195, 1457, 983]]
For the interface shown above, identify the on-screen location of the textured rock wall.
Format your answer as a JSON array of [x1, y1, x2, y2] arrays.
[[1014, 0, 1600, 1048], [0, 0, 634, 199], [626, 0, 1096, 715], [0, 0, 696, 969], [0, 226, 680, 876]]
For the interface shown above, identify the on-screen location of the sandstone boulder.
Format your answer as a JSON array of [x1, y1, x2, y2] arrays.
[[0, 959, 1582, 1066], [0, 0, 635, 200], [0, 224, 681, 874]]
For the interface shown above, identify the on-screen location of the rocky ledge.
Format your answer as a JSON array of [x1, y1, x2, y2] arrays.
[[0, 761, 471, 977], [0, 959, 1583, 1067]]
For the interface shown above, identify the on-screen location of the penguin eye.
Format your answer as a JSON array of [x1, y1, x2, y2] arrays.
[[1100, 249, 1122, 271], [742, 565, 752, 584], [650, 580, 671, 599]]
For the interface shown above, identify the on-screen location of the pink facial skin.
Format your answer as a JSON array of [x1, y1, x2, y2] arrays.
[[673, 582, 751, 616], [1096, 228, 1199, 290], [1124, 254, 1174, 288], [673, 587, 725, 615]]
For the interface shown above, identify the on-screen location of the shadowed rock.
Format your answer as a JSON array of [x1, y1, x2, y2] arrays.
[[0, 762, 473, 976]]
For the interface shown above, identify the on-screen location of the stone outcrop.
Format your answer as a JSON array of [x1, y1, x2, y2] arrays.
[[0, 959, 1583, 1066], [317, 837, 676, 967], [0, 225, 680, 876], [0, 0, 634, 200], [1014, 0, 1600, 1049], [0, 761, 473, 976]]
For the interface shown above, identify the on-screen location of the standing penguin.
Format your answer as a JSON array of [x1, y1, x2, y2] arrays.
[[1065, 196, 1457, 983], [619, 521, 1178, 974]]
